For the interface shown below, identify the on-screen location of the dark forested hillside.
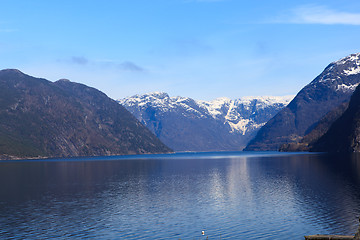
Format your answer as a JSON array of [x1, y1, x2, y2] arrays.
[[0, 69, 171, 159]]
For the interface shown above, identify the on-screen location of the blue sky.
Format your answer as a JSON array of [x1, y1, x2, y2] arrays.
[[1, 0, 360, 100]]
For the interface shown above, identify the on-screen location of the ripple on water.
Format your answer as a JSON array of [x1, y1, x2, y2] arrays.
[[1, 153, 360, 239]]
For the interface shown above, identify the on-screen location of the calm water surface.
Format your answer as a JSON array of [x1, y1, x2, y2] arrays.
[[1, 152, 360, 239]]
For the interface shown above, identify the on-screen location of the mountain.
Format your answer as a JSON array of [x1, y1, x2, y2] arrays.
[[311, 84, 360, 152], [279, 101, 349, 152], [118, 93, 293, 151], [0, 69, 171, 159], [245, 53, 360, 151]]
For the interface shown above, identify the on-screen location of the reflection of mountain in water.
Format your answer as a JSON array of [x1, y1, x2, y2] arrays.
[[251, 153, 360, 235], [1, 153, 360, 238]]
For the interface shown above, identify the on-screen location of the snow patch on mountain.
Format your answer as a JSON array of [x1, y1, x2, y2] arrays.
[[343, 67, 360, 76], [228, 119, 250, 134], [334, 53, 360, 76], [309, 53, 360, 93], [336, 83, 360, 92], [335, 53, 360, 66], [119, 93, 294, 136]]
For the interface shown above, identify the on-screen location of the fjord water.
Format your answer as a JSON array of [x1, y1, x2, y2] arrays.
[[1, 152, 360, 239]]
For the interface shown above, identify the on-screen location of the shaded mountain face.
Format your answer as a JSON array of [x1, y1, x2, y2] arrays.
[[0, 69, 171, 159], [245, 53, 360, 151], [311, 84, 360, 152], [279, 101, 349, 152], [118, 93, 293, 151]]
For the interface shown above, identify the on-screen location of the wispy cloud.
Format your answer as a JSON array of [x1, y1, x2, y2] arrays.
[[67, 57, 145, 73], [275, 5, 360, 25], [0, 22, 18, 33], [0, 29, 17, 32], [71, 56, 88, 65], [118, 61, 145, 72]]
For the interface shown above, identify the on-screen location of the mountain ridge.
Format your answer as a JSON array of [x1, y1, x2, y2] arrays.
[[119, 92, 293, 151], [0, 69, 171, 159], [245, 53, 360, 151], [311, 84, 360, 152]]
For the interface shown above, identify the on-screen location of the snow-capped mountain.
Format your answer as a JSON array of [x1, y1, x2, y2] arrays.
[[118, 93, 293, 151], [246, 53, 360, 151], [310, 53, 360, 92]]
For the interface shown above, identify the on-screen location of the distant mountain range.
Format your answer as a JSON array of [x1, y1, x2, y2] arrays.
[[245, 53, 360, 151], [4, 53, 360, 158], [119, 93, 293, 151], [0, 69, 171, 159]]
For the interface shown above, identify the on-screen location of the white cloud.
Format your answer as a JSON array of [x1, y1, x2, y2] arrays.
[[277, 5, 360, 25]]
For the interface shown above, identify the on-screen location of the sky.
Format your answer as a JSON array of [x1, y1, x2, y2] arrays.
[[1, 0, 360, 100]]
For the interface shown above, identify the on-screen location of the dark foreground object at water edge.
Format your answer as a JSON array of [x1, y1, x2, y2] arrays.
[[305, 218, 360, 240], [304, 235, 354, 240]]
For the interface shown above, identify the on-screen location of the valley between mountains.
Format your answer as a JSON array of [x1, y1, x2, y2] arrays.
[[119, 93, 293, 151], [2, 53, 360, 159], [121, 52, 360, 153]]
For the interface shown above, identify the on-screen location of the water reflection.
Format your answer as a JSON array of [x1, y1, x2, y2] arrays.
[[253, 153, 360, 236], [1, 152, 360, 239]]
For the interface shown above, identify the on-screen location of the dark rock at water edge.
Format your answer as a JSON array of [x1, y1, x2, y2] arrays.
[[304, 235, 354, 240], [0, 69, 171, 159]]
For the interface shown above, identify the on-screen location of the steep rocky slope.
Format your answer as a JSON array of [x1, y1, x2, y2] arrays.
[[245, 53, 360, 151], [119, 93, 292, 151], [311, 84, 360, 152], [0, 69, 171, 159], [279, 102, 349, 151]]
